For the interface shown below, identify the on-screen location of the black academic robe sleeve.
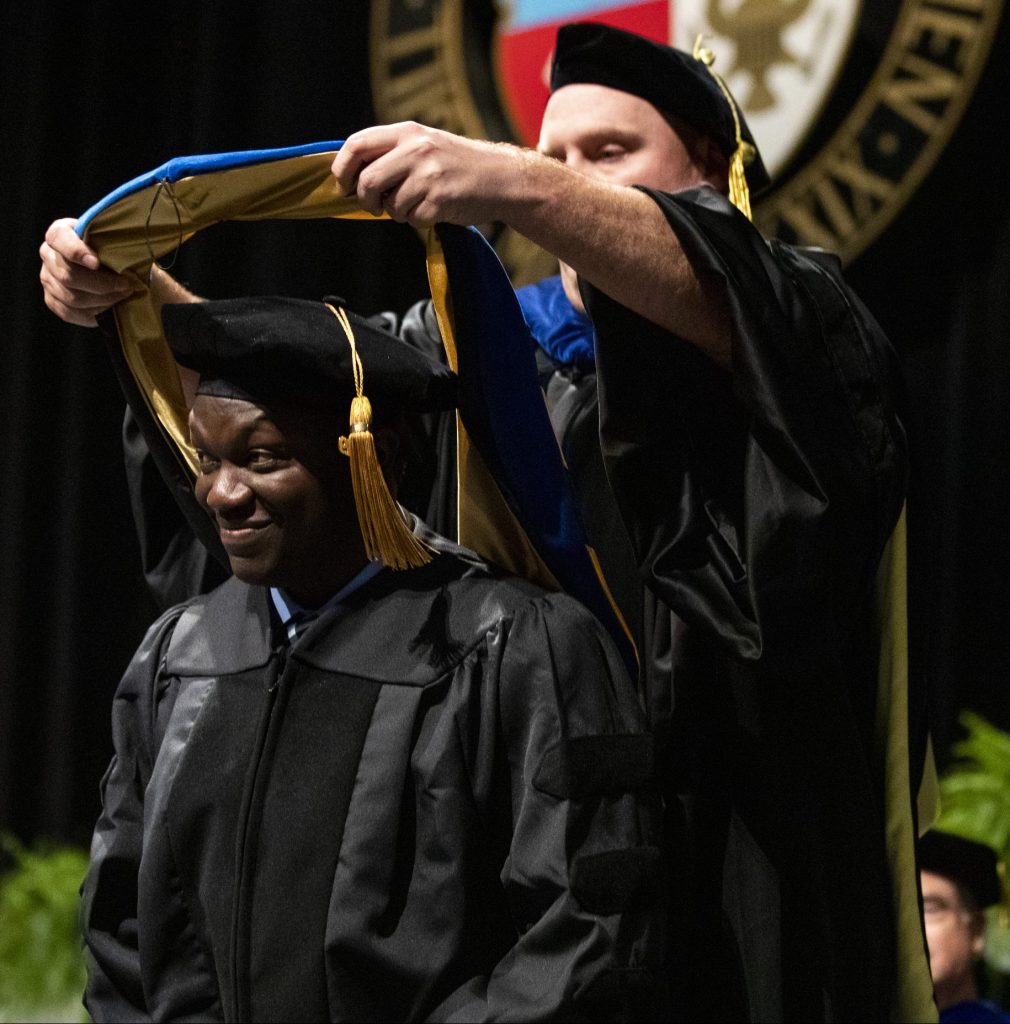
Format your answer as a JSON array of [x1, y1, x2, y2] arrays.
[[80, 604, 190, 1023], [585, 186, 906, 658], [429, 593, 663, 1021]]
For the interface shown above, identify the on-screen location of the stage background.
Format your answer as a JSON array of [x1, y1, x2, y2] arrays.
[[1, 1, 1008, 847]]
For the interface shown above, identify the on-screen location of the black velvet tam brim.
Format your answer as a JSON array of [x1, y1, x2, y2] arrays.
[[161, 295, 458, 415], [919, 830, 1002, 908]]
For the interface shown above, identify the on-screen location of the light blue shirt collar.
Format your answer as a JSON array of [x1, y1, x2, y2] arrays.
[[270, 560, 384, 641]]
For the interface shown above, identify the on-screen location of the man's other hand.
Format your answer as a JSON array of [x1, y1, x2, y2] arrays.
[[39, 218, 132, 327]]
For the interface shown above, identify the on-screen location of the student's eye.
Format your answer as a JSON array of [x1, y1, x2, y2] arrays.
[[196, 450, 219, 474], [247, 450, 285, 470], [597, 145, 627, 162]]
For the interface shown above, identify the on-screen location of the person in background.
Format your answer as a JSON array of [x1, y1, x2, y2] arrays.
[[920, 829, 1010, 1024]]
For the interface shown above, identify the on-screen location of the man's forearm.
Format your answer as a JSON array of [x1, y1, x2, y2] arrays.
[[495, 149, 731, 365], [332, 125, 731, 366]]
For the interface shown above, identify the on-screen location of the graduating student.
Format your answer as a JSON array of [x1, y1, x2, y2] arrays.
[[80, 295, 663, 1022], [42, 21, 920, 1023]]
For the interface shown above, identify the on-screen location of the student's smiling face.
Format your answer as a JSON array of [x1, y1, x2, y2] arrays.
[[189, 394, 366, 607]]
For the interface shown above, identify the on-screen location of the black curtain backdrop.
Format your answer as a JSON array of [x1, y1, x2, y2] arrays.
[[2, 1, 1008, 847]]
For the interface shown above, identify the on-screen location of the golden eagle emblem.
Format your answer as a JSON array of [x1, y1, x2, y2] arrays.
[[706, 0, 821, 111]]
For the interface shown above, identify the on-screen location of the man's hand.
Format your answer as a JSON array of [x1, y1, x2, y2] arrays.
[[332, 121, 731, 366], [331, 122, 527, 228], [39, 218, 132, 327]]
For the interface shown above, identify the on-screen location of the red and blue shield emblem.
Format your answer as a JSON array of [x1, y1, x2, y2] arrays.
[[496, 2, 671, 146]]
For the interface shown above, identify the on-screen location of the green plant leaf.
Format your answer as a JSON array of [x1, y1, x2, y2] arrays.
[[0, 833, 90, 1022]]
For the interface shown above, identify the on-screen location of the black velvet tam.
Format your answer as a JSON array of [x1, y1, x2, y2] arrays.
[[550, 21, 770, 192], [161, 295, 458, 413], [919, 830, 1002, 908]]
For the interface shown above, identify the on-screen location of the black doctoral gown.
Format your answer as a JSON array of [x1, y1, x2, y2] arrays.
[[395, 187, 910, 1022], [582, 188, 909, 1023], [82, 524, 665, 1022], [119, 187, 912, 1022]]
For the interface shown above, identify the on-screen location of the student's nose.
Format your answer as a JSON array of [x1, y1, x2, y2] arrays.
[[205, 465, 254, 515]]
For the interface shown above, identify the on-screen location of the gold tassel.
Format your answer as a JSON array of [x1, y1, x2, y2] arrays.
[[693, 35, 755, 222], [325, 302, 432, 570]]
